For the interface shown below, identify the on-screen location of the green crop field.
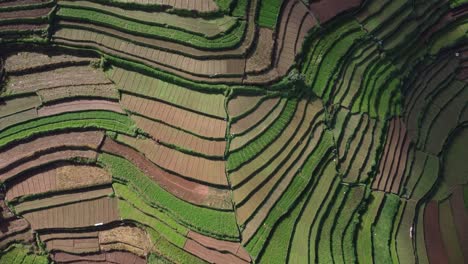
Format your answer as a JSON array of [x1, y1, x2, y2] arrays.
[[0, 0, 466, 263]]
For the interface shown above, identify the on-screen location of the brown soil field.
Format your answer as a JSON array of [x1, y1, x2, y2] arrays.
[[14, 187, 113, 214], [6, 164, 112, 201], [121, 93, 227, 139], [230, 99, 286, 150], [450, 186, 468, 260], [244, 0, 316, 84], [0, 0, 48, 7], [52, 250, 146, 263], [228, 94, 263, 118], [0, 23, 47, 32], [241, 125, 325, 241], [188, 231, 251, 262], [46, 236, 100, 254], [101, 137, 232, 209], [245, 28, 274, 73], [184, 239, 249, 264], [119, 135, 228, 187], [38, 99, 125, 117], [22, 196, 119, 230], [99, 225, 152, 256], [0, 94, 41, 118], [230, 97, 280, 135], [0, 199, 33, 249], [37, 84, 119, 103], [424, 201, 449, 264], [309, 0, 362, 23], [52, 25, 245, 78], [5, 65, 112, 94], [5, 51, 95, 74], [0, 149, 98, 183], [0, 108, 38, 132], [373, 118, 397, 190], [121, 0, 218, 12], [0, 131, 104, 171], [0, 7, 51, 19], [132, 115, 226, 157]]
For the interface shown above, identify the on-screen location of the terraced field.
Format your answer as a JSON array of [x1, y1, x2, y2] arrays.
[[0, 0, 466, 263]]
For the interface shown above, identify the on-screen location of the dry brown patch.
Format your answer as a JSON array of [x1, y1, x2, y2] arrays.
[[99, 226, 152, 256], [56, 165, 112, 190]]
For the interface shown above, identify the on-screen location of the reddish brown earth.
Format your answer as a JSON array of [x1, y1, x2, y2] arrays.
[[22, 196, 119, 230], [424, 201, 449, 264], [4, 51, 95, 74], [246, 28, 275, 73], [121, 136, 228, 187], [0, 198, 33, 249], [184, 239, 249, 264], [101, 137, 232, 209], [309, 0, 362, 23], [38, 99, 125, 117], [0, 131, 104, 171], [450, 186, 468, 261], [132, 115, 226, 157], [228, 95, 263, 118], [52, 250, 145, 264], [0, 0, 49, 7], [373, 118, 411, 193], [0, 149, 98, 183], [0, 7, 51, 19], [230, 97, 280, 135], [0, 24, 47, 32], [188, 231, 251, 262], [121, 93, 227, 139]]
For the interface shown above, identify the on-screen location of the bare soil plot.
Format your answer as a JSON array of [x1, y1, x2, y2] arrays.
[[0, 7, 51, 19], [230, 98, 286, 150], [53, 250, 145, 264], [22, 196, 119, 230], [52, 26, 245, 78], [184, 239, 249, 264], [5, 65, 112, 94], [46, 236, 100, 254], [101, 137, 231, 209], [245, 28, 274, 73], [0, 149, 98, 183], [0, 94, 41, 118], [109, 66, 226, 118], [38, 99, 125, 117], [0, 23, 47, 32], [14, 187, 113, 214], [227, 94, 263, 118], [424, 201, 449, 264], [0, 131, 104, 171], [309, 0, 362, 23], [110, 0, 219, 12], [37, 84, 119, 103], [4, 51, 95, 74], [230, 97, 280, 135], [450, 186, 468, 260], [118, 135, 228, 187], [132, 115, 226, 157], [0, 199, 33, 249], [188, 231, 251, 262], [6, 164, 111, 201], [121, 93, 227, 139], [60, 0, 235, 38], [0, 0, 49, 7], [99, 225, 152, 256]]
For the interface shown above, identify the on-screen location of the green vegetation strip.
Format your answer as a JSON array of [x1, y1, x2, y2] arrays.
[[0, 245, 48, 264], [99, 153, 239, 240], [227, 99, 297, 171], [0, 110, 137, 148], [372, 194, 400, 264], [57, 7, 247, 50], [245, 131, 334, 258], [258, 0, 283, 29]]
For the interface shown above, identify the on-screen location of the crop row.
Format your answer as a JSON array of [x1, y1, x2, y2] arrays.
[[57, 6, 247, 50], [98, 153, 239, 240], [227, 98, 297, 171], [0, 244, 48, 264], [0, 110, 136, 148]]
